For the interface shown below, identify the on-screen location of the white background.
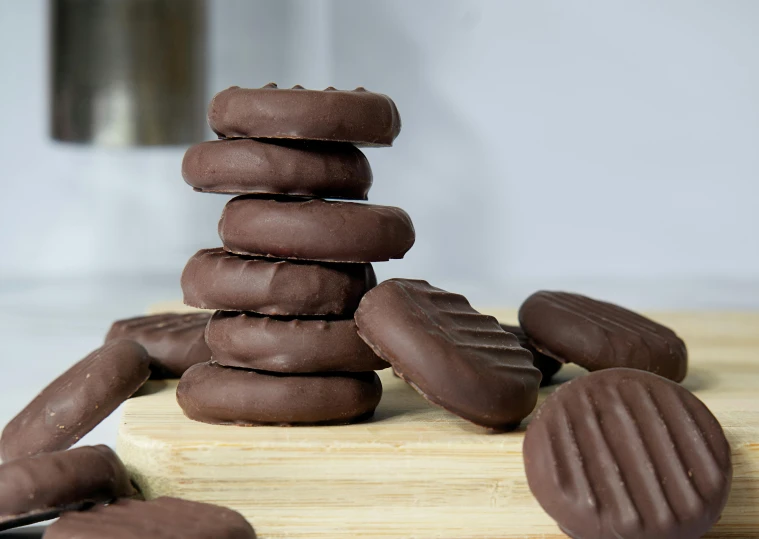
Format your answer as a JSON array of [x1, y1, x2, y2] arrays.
[[0, 0, 757, 456]]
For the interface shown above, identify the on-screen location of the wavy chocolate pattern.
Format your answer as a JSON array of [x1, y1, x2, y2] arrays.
[[524, 368, 731, 539], [356, 279, 541, 429], [519, 291, 687, 382]]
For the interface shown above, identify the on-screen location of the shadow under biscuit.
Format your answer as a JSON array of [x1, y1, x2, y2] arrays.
[[680, 367, 719, 392], [0, 526, 47, 538], [132, 380, 171, 397]]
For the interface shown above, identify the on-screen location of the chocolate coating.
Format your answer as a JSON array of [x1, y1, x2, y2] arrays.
[[500, 324, 562, 384], [45, 496, 256, 539], [182, 248, 375, 316], [355, 279, 542, 429], [519, 291, 688, 382], [0, 340, 150, 461], [219, 196, 415, 263], [106, 313, 211, 378], [0, 445, 134, 531], [524, 368, 732, 539], [208, 84, 401, 146], [182, 139, 372, 199], [177, 362, 382, 426], [207, 311, 389, 373]]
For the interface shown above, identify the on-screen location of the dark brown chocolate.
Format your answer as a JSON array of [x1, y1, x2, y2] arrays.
[[106, 313, 211, 378], [207, 311, 389, 373], [500, 324, 562, 384], [208, 84, 401, 146], [0, 445, 135, 531], [519, 291, 688, 382], [524, 368, 732, 539], [45, 496, 256, 539], [355, 279, 541, 429], [181, 248, 375, 316], [177, 362, 382, 426], [219, 196, 415, 263], [182, 139, 372, 199], [0, 340, 150, 461]]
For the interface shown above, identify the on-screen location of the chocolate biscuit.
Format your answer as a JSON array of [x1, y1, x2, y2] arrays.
[[45, 496, 256, 539], [355, 279, 542, 429], [518, 291, 688, 382], [181, 248, 375, 315], [524, 368, 731, 539], [182, 139, 372, 199], [0, 445, 134, 530], [208, 84, 401, 146], [219, 196, 415, 263], [500, 324, 562, 384], [207, 311, 389, 373], [106, 313, 211, 378], [0, 340, 150, 461], [177, 362, 382, 426]]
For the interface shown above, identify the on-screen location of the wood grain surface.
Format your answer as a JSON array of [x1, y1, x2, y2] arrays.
[[118, 307, 759, 538]]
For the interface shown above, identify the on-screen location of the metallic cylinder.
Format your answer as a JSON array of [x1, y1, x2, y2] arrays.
[[51, 0, 207, 146]]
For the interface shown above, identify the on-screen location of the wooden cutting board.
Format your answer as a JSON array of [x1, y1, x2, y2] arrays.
[[117, 308, 759, 538]]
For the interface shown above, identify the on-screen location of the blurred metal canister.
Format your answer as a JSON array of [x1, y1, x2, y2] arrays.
[[51, 0, 207, 146]]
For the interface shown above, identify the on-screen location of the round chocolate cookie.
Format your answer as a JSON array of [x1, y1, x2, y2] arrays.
[[0, 445, 135, 531], [500, 324, 562, 385], [519, 291, 688, 382], [355, 279, 542, 429], [106, 312, 211, 378], [182, 138, 372, 199], [206, 311, 389, 373], [219, 196, 415, 263], [0, 340, 150, 461], [208, 83, 401, 146], [45, 497, 256, 539], [181, 248, 375, 316], [524, 368, 732, 539], [177, 362, 382, 426]]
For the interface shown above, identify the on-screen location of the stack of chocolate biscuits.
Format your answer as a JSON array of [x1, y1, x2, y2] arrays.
[[178, 84, 415, 426]]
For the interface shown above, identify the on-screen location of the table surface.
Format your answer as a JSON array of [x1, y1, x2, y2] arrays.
[[119, 307, 759, 539]]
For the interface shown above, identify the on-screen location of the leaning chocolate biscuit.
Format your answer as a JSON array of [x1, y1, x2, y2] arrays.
[[0, 445, 135, 531], [524, 368, 731, 539], [500, 324, 562, 385], [182, 139, 373, 199], [208, 84, 401, 146], [106, 312, 211, 378], [182, 248, 375, 316], [355, 279, 541, 429], [45, 496, 256, 539], [177, 362, 382, 426], [518, 291, 688, 382], [0, 340, 150, 461], [207, 311, 389, 373], [219, 196, 415, 263]]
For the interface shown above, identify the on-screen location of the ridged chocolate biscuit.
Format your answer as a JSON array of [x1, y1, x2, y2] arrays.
[[181, 248, 375, 316], [0, 445, 135, 531], [45, 497, 256, 539], [106, 313, 211, 378], [500, 324, 562, 385], [207, 311, 389, 373], [177, 362, 382, 426], [219, 196, 415, 263], [518, 291, 688, 382], [0, 340, 150, 461], [524, 368, 732, 539], [208, 84, 401, 146], [182, 139, 373, 199], [355, 279, 542, 429]]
